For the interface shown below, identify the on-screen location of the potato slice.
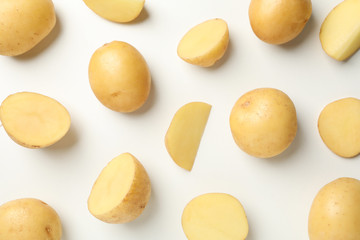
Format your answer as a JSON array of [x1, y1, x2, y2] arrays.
[[88, 153, 151, 223], [320, 0, 360, 61], [83, 0, 145, 23], [165, 102, 211, 171], [182, 193, 249, 240], [0, 92, 71, 149], [318, 98, 360, 157], [177, 19, 229, 67]]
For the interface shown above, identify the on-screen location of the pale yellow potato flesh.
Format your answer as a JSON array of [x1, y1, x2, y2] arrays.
[[165, 102, 211, 171], [88, 153, 151, 223], [318, 97, 360, 158], [249, 0, 312, 44], [230, 88, 297, 158], [320, 0, 360, 61], [308, 177, 360, 240], [83, 0, 145, 23], [182, 193, 249, 240], [89, 41, 151, 113], [177, 19, 229, 67], [0, 92, 71, 149], [0, 0, 56, 56], [0, 198, 62, 240]]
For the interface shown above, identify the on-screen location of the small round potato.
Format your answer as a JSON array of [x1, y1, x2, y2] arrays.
[[0, 198, 62, 240], [0, 0, 56, 56], [89, 41, 151, 113], [318, 97, 360, 158], [229, 88, 297, 158]]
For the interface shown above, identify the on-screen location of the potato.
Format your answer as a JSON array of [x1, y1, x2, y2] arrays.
[[83, 0, 145, 23], [0, 198, 62, 240], [165, 102, 211, 171], [318, 97, 360, 158], [177, 18, 229, 67], [88, 153, 151, 223], [89, 41, 151, 113], [229, 88, 297, 158], [0, 0, 56, 56], [0, 92, 71, 149], [182, 193, 249, 240], [308, 177, 360, 240], [249, 0, 312, 44], [320, 0, 360, 61]]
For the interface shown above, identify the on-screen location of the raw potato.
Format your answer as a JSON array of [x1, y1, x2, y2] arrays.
[[320, 0, 360, 61], [182, 193, 249, 240], [89, 41, 151, 113], [88, 153, 151, 223], [0, 92, 71, 149], [249, 0, 312, 44], [177, 19, 229, 67], [0, 198, 62, 240], [165, 102, 211, 171], [0, 0, 56, 56], [318, 97, 360, 158], [308, 177, 360, 240], [230, 88, 297, 158], [83, 0, 145, 23]]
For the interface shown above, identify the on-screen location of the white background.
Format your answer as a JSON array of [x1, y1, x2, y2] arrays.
[[0, 0, 359, 239]]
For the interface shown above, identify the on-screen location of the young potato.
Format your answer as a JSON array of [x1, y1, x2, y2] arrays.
[[82, 0, 145, 23], [88, 153, 151, 223], [308, 177, 360, 240], [0, 198, 62, 240], [182, 193, 249, 240], [249, 0, 312, 44], [0, 92, 71, 149], [230, 88, 297, 158], [0, 0, 56, 56], [318, 97, 360, 157], [177, 18, 229, 67], [89, 41, 151, 113]]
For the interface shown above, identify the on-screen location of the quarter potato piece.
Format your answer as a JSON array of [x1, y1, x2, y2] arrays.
[[230, 88, 297, 158], [89, 41, 151, 113], [83, 0, 145, 23], [177, 19, 229, 67], [0, 0, 56, 56], [308, 177, 360, 240], [165, 102, 211, 171], [88, 153, 151, 223], [182, 193, 249, 240], [249, 0, 312, 44], [0, 92, 71, 149], [0, 198, 62, 240], [320, 0, 360, 61], [318, 97, 360, 157]]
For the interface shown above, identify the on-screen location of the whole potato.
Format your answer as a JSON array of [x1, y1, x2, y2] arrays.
[[229, 88, 297, 158], [0, 198, 62, 240], [0, 0, 56, 56], [89, 41, 151, 113], [308, 177, 360, 240]]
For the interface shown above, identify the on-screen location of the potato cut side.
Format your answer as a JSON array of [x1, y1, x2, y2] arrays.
[[182, 193, 249, 240], [318, 98, 360, 157], [165, 102, 211, 171], [0, 92, 70, 148], [83, 0, 145, 23], [177, 19, 229, 67], [88, 153, 151, 223], [320, 0, 360, 61]]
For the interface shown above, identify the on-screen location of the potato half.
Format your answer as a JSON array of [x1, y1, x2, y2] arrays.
[[88, 153, 151, 223], [182, 193, 249, 240], [0, 198, 62, 240], [0, 92, 71, 149]]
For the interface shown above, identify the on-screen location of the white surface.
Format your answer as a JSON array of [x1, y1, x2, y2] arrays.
[[0, 0, 359, 239]]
